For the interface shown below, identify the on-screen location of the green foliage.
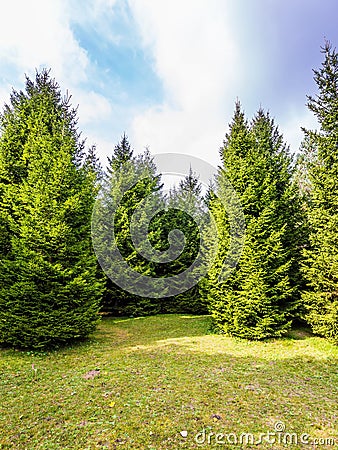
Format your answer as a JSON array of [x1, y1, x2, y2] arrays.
[[206, 103, 302, 339], [7, 48, 338, 345], [0, 70, 103, 349], [301, 42, 338, 343], [98, 152, 209, 316], [97, 136, 164, 316], [158, 169, 209, 314]]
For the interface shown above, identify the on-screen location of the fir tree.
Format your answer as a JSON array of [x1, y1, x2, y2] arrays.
[[0, 70, 103, 349], [95, 137, 164, 316], [84, 144, 103, 186], [207, 103, 301, 339], [301, 42, 338, 342], [107, 132, 133, 172], [159, 168, 209, 314]]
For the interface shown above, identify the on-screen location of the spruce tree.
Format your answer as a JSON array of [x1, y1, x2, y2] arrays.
[[108, 133, 133, 171], [84, 144, 104, 186], [159, 169, 209, 314], [94, 136, 164, 316], [301, 42, 338, 342], [0, 70, 103, 349], [207, 103, 301, 339]]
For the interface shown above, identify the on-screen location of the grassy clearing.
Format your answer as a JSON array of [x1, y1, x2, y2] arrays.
[[0, 314, 337, 449]]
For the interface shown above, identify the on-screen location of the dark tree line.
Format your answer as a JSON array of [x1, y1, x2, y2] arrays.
[[0, 42, 338, 349]]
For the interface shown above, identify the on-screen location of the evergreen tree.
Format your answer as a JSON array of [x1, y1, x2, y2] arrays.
[[301, 42, 338, 342], [0, 70, 103, 349], [108, 132, 133, 171], [159, 169, 209, 314], [207, 103, 301, 339], [95, 136, 164, 316], [84, 144, 104, 186]]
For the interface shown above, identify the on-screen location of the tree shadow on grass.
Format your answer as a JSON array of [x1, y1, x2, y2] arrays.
[[94, 314, 212, 348]]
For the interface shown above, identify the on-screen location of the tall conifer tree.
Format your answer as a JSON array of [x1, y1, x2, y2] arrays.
[[207, 103, 301, 339], [301, 42, 338, 342], [159, 169, 209, 314], [97, 136, 164, 316], [0, 70, 103, 349]]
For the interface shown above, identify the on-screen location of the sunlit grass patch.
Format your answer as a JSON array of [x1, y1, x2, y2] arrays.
[[0, 314, 337, 449]]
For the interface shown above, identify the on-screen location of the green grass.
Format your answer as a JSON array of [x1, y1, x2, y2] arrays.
[[0, 315, 338, 449]]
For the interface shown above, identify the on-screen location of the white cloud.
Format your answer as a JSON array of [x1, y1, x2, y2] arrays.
[[280, 107, 319, 155], [0, 0, 116, 162], [75, 90, 113, 125], [0, 0, 88, 85], [0, 84, 12, 110], [0, 0, 322, 170], [127, 0, 322, 167], [128, 0, 239, 167], [84, 133, 114, 163]]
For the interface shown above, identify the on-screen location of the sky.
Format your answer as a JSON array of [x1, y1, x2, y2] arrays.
[[1, 0, 338, 170]]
